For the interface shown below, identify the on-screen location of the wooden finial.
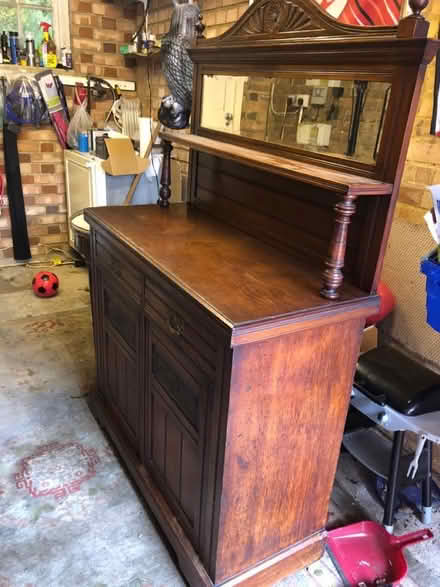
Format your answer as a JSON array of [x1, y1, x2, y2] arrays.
[[398, 0, 430, 38], [409, 0, 429, 17]]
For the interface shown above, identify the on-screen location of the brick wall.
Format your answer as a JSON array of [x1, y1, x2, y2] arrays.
[[239, 77, 388, 164], [0, 0, 140, 261], [394, 1, 440, 224], [136, 0, 248, 174]]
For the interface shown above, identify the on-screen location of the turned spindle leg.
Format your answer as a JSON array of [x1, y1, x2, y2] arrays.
[[321, 194, 357, 300], [158, 140, 172, 208]]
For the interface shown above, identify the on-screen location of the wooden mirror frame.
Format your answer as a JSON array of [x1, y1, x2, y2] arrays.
[[189, 0, 437, 183]]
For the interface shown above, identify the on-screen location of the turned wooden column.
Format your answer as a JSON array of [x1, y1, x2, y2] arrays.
[[196, 14, 206, 39], [321, 194, 357, 300], [158, 140, 172, 208]]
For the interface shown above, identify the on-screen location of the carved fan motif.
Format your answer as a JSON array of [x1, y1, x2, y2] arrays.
[[241, 0, 313, 34]]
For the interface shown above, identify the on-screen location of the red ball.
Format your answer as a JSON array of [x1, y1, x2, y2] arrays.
[[365, 281, 395, 326], [32, 271, 59, 298]]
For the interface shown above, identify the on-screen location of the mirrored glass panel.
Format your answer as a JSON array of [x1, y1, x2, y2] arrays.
[[200, 75, 392, 164]]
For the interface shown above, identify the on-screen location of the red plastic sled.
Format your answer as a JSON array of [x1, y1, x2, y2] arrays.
[[327, 520, 433, 586]]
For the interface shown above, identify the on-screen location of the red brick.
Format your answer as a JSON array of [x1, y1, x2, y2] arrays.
[[103, 67, 117, 78], [80, 53, 93, 63], [28, 224, 49, 236], [78, 1, 91, 12], [124, 4, 138, 18], [17, 141, 39, 153], [41, 143, 54, 153], [45, 185, 58, 194], [22, 185, 42, 195], [103, 4, 123, 18], [102, 17, 116, 29], [79, 27, 94, 39], [42, 164, 55, 174], [21, 175, 35, 184], [92, 2, 106, 15], [103, 43, 116, 53]]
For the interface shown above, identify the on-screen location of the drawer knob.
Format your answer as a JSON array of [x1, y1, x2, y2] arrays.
[[168, 313, 184, 336]]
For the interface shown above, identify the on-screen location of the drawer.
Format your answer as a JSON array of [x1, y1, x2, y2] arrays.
[[95, 232, 143, 302], [145, 270, 225, 376]]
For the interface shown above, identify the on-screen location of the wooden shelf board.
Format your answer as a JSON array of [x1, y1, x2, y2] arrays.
[[161, 131, 393, 196]]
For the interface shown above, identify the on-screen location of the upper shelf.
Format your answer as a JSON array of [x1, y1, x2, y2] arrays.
[[161, 131, 393, 196]]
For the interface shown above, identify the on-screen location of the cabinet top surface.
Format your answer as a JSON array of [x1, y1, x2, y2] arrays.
[[86, 204, 373, 328]]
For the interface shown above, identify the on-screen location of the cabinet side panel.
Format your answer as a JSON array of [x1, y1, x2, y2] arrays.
[[214, 318, 363, 582]]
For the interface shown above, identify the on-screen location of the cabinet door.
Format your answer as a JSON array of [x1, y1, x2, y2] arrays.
[[100, 275, 141, 455], [145, 323, 211, 546]]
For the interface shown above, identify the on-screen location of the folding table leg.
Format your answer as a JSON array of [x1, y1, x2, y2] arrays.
[[383, 430, 405, 534], [422, 440, 433, 525]]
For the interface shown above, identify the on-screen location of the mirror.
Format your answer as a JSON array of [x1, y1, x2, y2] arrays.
[[200, 75, 392, 165]]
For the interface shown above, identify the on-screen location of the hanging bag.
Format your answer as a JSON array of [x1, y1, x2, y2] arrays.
[[67, 86, 93, 149]]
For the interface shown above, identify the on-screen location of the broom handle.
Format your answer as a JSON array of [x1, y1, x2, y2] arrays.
[[123, 122, 161, 206]]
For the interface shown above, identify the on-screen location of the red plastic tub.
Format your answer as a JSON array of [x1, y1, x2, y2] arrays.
[[327, 521, 433, 586]]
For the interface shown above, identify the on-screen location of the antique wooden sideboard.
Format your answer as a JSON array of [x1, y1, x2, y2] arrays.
[[85, 1, 438, 585]]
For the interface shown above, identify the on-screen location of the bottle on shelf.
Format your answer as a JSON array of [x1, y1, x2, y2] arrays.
[[39, 22, 57, 68], [9, 31, 18, 64], [19, 49, 27, 66], [1, 31, 10, 63], [25, 33, 36, 67]]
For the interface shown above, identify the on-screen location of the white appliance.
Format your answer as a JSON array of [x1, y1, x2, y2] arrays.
[[64, 150, 162, 247]]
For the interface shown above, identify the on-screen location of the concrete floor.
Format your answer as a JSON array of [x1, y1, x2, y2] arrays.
[[0, 264, 439, 586]]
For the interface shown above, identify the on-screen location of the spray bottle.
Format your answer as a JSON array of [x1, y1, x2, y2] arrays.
[[39, 22, 57, 68]]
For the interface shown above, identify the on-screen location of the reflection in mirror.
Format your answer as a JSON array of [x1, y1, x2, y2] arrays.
[[200, 75, 392, 164]]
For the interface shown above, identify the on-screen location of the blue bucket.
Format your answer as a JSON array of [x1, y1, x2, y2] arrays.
[[421, 250, 440, 333]]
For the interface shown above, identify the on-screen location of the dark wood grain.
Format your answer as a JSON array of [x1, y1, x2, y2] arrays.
[[85, 0, 436, 585], [161, 131, 393, 196], [321, 194, 358, 300], [159, 140, 173, 208], [213, 317, 363, 582], [86, 204, 369, 327], [193, 152, 371, 292]]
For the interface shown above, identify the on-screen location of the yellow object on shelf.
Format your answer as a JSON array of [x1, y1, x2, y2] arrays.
[[40, 21, 57, 68]]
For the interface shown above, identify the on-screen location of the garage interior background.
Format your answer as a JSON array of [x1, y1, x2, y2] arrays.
[[0, 0, 439, 413]]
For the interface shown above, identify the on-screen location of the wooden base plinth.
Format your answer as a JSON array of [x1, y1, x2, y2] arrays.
[[218, 534, 325, 586]]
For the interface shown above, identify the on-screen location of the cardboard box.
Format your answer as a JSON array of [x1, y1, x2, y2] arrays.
[[102, 138, 148, 176], [360, 325, 378, 354]]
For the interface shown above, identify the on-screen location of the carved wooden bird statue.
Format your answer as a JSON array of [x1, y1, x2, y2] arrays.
[[159, 0, 201, 129]]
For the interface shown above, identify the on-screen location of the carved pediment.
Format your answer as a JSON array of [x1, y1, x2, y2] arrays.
[[241, 0, 312, 35], [214, 0, 398, 42], [240, 0, 313, 35]]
